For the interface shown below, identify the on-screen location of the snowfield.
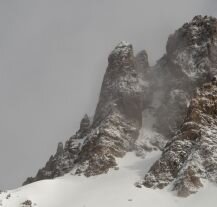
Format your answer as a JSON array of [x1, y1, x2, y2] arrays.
[[1, 150, 217, 207]]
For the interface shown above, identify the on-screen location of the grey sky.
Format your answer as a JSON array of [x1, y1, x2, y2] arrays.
[[0, 0, 216, 190]]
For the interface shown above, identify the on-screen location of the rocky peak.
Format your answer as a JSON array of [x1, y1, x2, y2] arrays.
[[167, 15, 217, 55], [93, 41, 144, 127], [108, 41, 134, 68], [152, 16, 217, 137], [143, 80, 217, 196], [140, 16, 217, 196], [23, 16, 217, 198], [24, 41, 146, 184], [73, 41, 145, 176], [165, 15, 217, 82]]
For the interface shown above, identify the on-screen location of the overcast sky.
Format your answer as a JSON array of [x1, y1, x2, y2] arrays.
[[0, 0, 216, 190]]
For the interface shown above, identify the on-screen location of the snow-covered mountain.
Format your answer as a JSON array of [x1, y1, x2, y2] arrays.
[[1, 15, 217, 206]]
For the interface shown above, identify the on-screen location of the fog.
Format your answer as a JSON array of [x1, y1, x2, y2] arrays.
[[0, 0, 216, 189]]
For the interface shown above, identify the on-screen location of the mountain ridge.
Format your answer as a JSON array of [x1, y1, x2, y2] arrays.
[[21, 15, 217, 199]]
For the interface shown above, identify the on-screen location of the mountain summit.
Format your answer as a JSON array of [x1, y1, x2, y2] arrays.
[[24, 16, 217, 196], [24, 40, 147, 184], [2, 15, 217, 207]]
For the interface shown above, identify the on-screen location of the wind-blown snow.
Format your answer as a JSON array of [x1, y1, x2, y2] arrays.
[[1, 150, 217, 207], [135, 89, 165, 156]]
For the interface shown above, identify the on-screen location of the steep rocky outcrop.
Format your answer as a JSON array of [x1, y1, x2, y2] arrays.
[[142, 15, 217, 196], [23, 114, 91, 185], [24, 41, 147, 184], [153, 15, 217, 137], [24, 15, 217, 197], [143, 81, 217, 196], [73, 42, 147, 176], [134, 15, 217, 157]]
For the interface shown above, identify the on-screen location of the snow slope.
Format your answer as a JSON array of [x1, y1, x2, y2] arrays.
[[1, 150, 217, 207], [2, 84, 217, 207]]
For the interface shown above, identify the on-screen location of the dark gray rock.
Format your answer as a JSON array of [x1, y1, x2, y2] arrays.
[[74, 41, 145, 176], [24, 16, 217, 198], [23, 41, 146, 184], [143, 81, 217, 196], [153, 15, 217, 137]]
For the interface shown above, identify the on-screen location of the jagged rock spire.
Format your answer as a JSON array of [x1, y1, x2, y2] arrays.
[[167, 15, 217, 55], [165, 15, 217, 82], [74, 41, 145, 176], [142, 15, 217, 197], [143, 81, 217, 196], [23, 16, 217, 198], [93, 41, 144, 127], [23, 41, 146, 184], [154, 15, 217, 137]]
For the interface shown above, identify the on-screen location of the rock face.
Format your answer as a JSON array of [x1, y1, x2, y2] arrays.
[[24, 15, 217, 197], [73, 41, 146, 176], [142, 15, 217, 196], [93, 41, 144, 128], [143, 81, 217, 196], [23, 41, 146, 184], [23, 114, 90, 185], [134, 15, 217, 156]]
